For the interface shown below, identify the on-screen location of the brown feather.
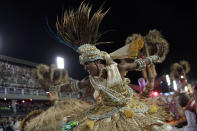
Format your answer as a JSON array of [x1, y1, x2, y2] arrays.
[[144, 29, 169, 63], [170, 63, 184, 80], [179, 60, 191, 74], [56, 1, 109, 47], [32, 64, 69, 91]]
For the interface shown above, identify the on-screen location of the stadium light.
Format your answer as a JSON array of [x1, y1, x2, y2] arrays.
[[166, 74, 171, 86], [173, 80, 177, 91], [56, 57, 65, 69], [4, 98, 6, 101], [181, 75, 184, 79]]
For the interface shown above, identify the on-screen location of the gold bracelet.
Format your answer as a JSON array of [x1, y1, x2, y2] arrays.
[[134, 58, 146, 71]]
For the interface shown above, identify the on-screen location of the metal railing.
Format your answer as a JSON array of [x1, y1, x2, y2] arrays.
[[0, 86, 82, 100], [0, 86, 47, 97]]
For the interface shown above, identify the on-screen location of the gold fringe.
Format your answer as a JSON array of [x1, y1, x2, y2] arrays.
[[19, 109, 43, 130], [25, 99, 90, 131], [86, 120, 95, 130]]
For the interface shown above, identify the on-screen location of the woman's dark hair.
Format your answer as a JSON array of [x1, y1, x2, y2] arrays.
[[99, 60, 106, 65], [177, 93, 190, 107]]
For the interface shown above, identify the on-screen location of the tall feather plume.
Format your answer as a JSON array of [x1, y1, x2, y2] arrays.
[[170, 62, 190, 80], [144, 29, 169, 63], [170, 63, 183, 80], [32, 64, 69, 91], [170, 60, 191, 80], [56, 1, 109, 48], [179, 60, 191, 74]]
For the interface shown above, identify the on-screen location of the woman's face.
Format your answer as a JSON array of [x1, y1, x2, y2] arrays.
[[84, 61, 103, 76]]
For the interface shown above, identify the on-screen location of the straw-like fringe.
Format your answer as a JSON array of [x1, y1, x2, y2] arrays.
[[25, 99, 90, 131], [19, 109, 43, 130], [179, 60, 191, 73], [74, 111, 170, 131], [56, 1, 110, 47], [25, 97, 172, 131], [144, 29, 169, 63], [50, 64, 55, 81]]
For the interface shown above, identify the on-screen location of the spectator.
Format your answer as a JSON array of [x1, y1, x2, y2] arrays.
[[184, 84, 197, 131], [0, 61, 38, 88], [0, 123, 3, 131], [184, 85, 197, 114], [13, 117, 21, 131]]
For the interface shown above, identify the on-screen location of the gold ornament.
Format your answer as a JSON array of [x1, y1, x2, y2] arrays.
[[86, 120, 95, 130], [123, 109, 134, 118]]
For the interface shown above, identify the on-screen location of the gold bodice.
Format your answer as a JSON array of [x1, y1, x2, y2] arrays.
[[89, 63, 132, 106]]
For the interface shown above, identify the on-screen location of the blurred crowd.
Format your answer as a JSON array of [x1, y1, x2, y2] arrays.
[[0, 100, 52, 131], [0, 61, 38, 88], [0, 99, 52, 117], [0, 116, 23, 131]]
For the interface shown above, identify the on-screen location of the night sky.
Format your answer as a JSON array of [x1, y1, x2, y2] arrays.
[[0, 0, 197, 83]]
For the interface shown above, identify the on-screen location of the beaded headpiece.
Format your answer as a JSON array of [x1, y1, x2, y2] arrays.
[[78, 44, 105, 64]]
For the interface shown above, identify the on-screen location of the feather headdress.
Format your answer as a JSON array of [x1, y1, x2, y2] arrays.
[[144, 29, 169, 63], [55, 2, 110, 64], [32, 64, 69, 91], [179, 60, 191, 74], [56, 2, 109, 48], [170, 60, 191, 80]]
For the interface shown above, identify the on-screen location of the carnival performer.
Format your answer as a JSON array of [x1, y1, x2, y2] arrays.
[[170, 60, 191, 94], [184, 85, 197, 117], [183, 84, 197, 131], [170, 60, 192, 116], [115, 29, 169, 97], [25, 2, 173, 131]]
